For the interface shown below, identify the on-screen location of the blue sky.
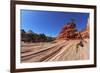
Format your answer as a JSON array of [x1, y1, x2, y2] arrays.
[[21, 10, 89, 37]]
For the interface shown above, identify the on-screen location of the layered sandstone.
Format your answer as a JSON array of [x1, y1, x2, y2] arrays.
[[56, 18, 89, 40], [56, 22, 77, 40], [81, 18, 90, 38]]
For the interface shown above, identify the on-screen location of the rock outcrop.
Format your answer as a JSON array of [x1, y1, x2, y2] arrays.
[[56, 22, 78, 40], [81, 18, 90, 38], [56, 18, 89, 40]]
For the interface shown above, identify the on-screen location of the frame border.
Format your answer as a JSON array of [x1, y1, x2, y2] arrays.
[[10, 1, 97, 73]]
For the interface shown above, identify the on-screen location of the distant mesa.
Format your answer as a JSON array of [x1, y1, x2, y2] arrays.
[[56, 18, 89, 41], [21, 29, 55, 42]]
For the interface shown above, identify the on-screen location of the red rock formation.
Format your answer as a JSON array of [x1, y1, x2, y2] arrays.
[[56, 18, 89, 40], [81, 18, 90, 38], [56, 22, 78, 40]]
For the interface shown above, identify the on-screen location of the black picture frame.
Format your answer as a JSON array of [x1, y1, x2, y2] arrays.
[[11, 0, 97, 73]]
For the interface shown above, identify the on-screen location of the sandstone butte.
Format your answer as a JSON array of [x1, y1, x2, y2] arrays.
[[56, 18, 89, 41]]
